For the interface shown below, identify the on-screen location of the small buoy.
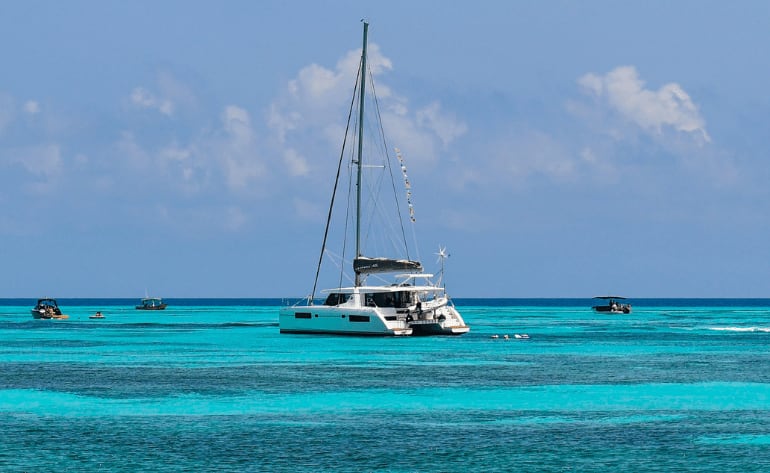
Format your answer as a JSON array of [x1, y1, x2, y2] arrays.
[[490, 334, 499, 339]]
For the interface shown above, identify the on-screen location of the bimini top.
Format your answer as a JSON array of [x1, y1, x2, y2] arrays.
[[321, 274, 440, 294], [36, 298, 59, 306], [593, 295, 627, 300]]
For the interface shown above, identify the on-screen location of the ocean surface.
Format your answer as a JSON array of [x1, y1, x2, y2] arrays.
[[2, 298, 770, 472]]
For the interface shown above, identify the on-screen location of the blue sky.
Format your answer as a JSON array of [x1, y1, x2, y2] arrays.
[[1, 1, 770, 298]]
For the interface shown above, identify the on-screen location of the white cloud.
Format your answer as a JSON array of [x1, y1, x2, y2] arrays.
[[159, 145, 191, 162], [284, 45, 391, 113], [130, 87, 174, 116], [128, 71, 199, 118], [224, 206, 248, 231], [576, 146, 622, 181], [217, 106, 264, 191], [23, 101, 40, 115], [380, 111, 437, 166], [130, 88, 153, 107], [283, 148, 309, 177], [112, 104, 268, 197], [507, 130, 575, 179], [1, 144, 63, 194], [578, 66, 710, 143], [268, 52, 350, 144], [268, 103, 300, 144], [289, 63, 340, 102], [416, 102, 468, 148], [9, 144, 62, 178], [116, 131, 152, 169], [459, 128, 579, 189], [156, 143, 202, 193], [580, 147, 597, 164], [293, 197, 324, 221], [269, 44, 465, 170], [156, 71, 197, 111], [567, 66, 741, 187], [223, 105, 253, 144]]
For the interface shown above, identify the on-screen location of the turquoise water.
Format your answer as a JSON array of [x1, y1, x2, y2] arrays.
[[2, 299, 770, 471]]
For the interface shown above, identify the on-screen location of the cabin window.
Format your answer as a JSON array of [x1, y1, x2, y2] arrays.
[[403, 291, 417, 307], [294, 312, 312, 319], [366, 291, 412, 308], [371, 292, 396, 307], [324, 293, 349, 306], [348, 315, 370, 323]]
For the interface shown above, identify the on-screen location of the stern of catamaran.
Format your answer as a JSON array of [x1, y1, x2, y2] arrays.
[[384, 273, 469, 335]]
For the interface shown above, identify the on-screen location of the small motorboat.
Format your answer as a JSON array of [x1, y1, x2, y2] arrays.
[[89, 311, 105, 319], [31, 298, 68, 319], [592, 296, 632, 314], [136, 297, 167, 310]]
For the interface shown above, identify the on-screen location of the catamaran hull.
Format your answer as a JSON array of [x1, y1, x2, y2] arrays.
[[409, 305, 470, 335], [279, 307, 412, 336]]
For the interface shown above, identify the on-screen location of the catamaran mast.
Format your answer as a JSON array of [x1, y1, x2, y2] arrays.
[[354, 21, 368, 287]]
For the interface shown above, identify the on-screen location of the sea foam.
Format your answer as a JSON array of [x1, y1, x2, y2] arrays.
[[707, 326, 770, 333]]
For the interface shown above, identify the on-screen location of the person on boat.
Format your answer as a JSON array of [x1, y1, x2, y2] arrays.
[[95, 311, 103, 317]]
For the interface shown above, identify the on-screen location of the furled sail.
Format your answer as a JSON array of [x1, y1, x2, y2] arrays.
[[354, 257, 423, 274]]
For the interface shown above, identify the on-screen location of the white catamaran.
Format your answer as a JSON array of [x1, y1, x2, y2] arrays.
[[279, 21, 469, 336]]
